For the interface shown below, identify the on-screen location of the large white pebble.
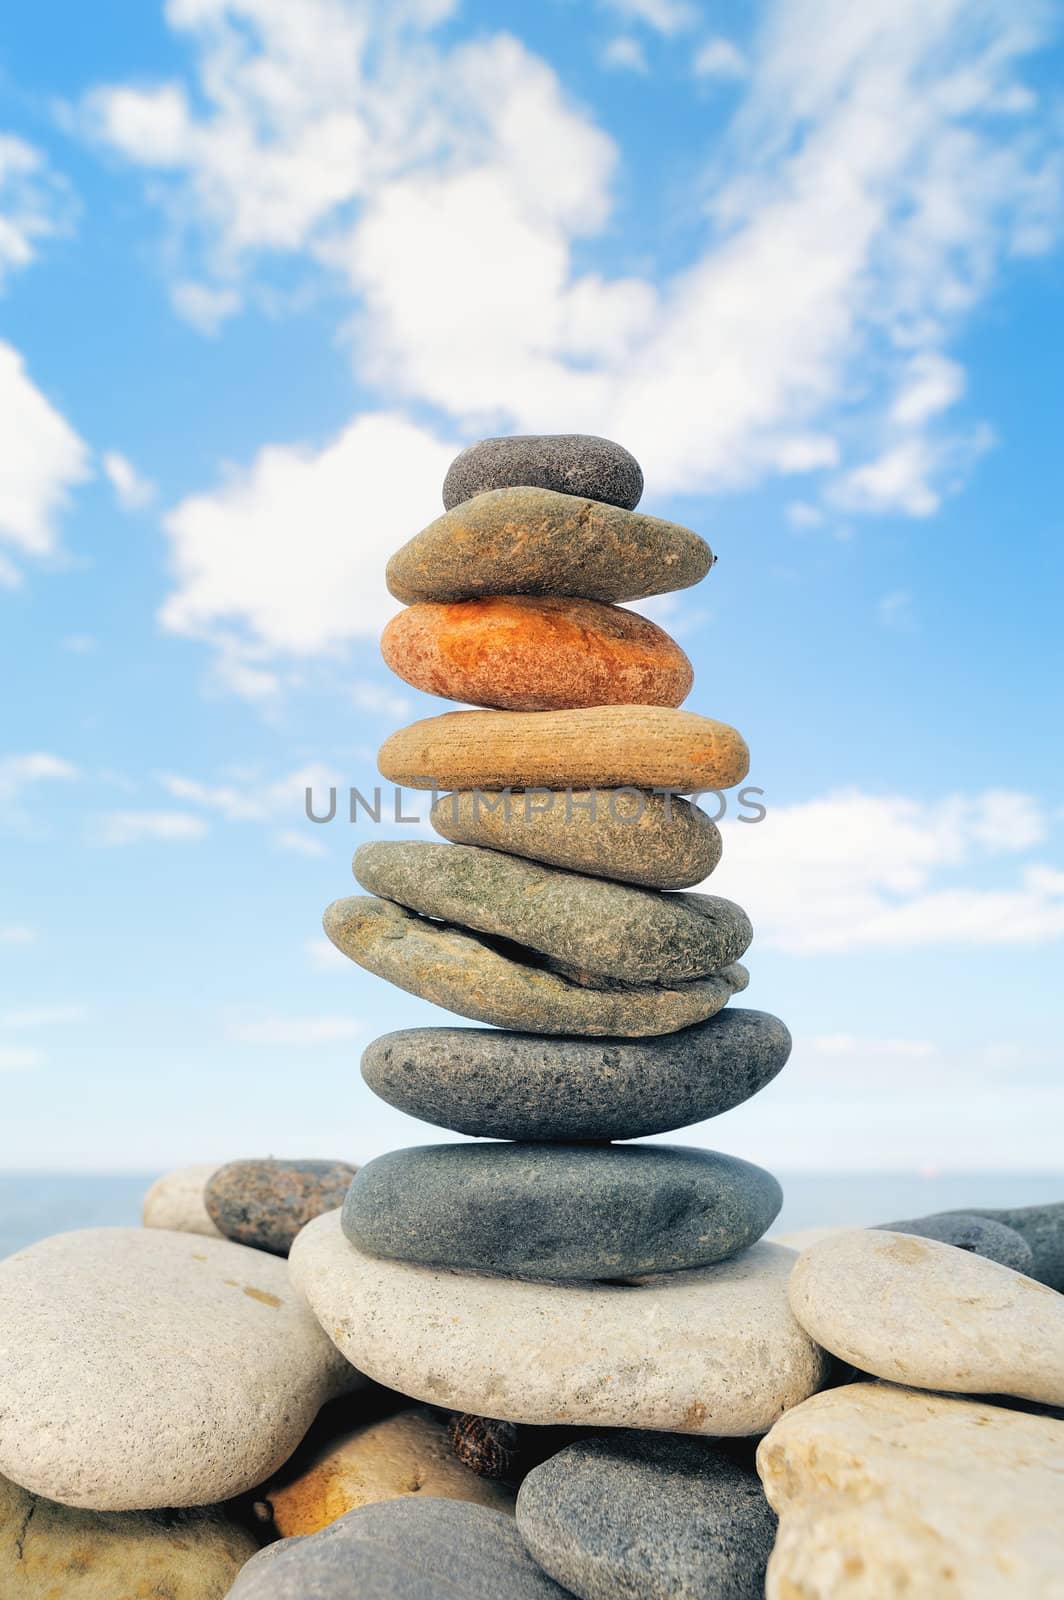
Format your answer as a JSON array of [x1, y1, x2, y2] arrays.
[[0, 1228, 362, 1510], [143, 1163, 223, 1237], [289, 1211, 827, 1435], [789, 1228, 1064, 1406], [757, 1382, 1064, 1599]]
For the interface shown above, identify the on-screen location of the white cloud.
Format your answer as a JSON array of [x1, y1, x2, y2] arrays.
[[709, 787, 1064, 953], [0, 133, 74, 289], [227, 1013, 364, 1044], [274, 828, 327, 856], [600, 0, 699, 35], [0, 924, 36, 945], [878, 588, 914, 629], [171, 279, 243, 334], [602, 37, 649, 74], [0, 342, 91, 568], [1, 1005, 86, 1028], [159, 761, 341, 824], [306, 935, 350, 971], [91, 810, 209, 845], [80, 0, 1062, 667], [160, 412, 455, 666], [0, 752, 79, 801], [62, 634, 98, 653], [102, 450, 156, 510], [694, 37, 748, 79], [786, 500, 824, 529], [0, 1046, 41, 1072], [351, 680, 412, 719]]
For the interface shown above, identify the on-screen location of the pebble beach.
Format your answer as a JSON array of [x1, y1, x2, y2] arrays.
[[1, 433, 1062, 1598]]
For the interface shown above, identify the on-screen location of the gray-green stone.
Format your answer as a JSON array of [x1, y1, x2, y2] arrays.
[[874, 1212, 1034, 1274], [443, 433, 644, 511], [342, 1144, 783, 1280], [228, 1499, 569, 1599], [323, 895, 748, 1037], [353, 841, 750, 986], [431, 788, 723, 890], [361, 1009, 791, 1141], [516, 1433, 776, 1600], [386, 487, 713, 606]]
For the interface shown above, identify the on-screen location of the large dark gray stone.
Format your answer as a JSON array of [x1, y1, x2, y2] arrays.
[[516, 1432, 776, 1600], [964, 1202, 1064, 1290], [228, 1498, 569, 1598], [342, 1143, 782, 1281], [361, 1009, 791, 1141], [874, 1212, 1033, 1274], [443, 433, 644, 511], [353, 841, 751, 987]]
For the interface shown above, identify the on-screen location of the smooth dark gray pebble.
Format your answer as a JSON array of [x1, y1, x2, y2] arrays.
[[342, 1143, 782, 1280], [964, 1202, 1064, 1289], [444, 433, 643, 511], [875, 1212, 1033, 1273], [361, 1009, 791, 1141], [516, 1432, 776, 1600], [227, 1498, 569, 1598]]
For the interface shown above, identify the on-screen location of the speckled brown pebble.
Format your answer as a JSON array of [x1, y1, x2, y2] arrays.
[[378, 706, 749, 793], [432, 788, 722, 889], [381, 596, 693, 712], [442, 434, 644, 511], [386, 487, 713, 606], [449, 1415, 522, 1480], [205, 1159, 359, 1256], [323, 895, 748, 1036]]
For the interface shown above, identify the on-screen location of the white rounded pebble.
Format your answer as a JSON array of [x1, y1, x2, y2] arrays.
[[289, 1211, 827, 1436], [142, 1163, 223, 1238], [0, 1228, 363, 1510]]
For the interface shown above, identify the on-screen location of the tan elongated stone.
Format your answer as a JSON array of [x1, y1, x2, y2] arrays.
[[323, 895, 747, 1036], [378, 706, 749, 793], [290, 1215, 828, 1435], [142, 1162, 223, 1238], [386, 487, 712, 605], [757, 1383, 1064, 1599], [431, 787, 722, 889], [381, 596, 693, 711], [789, 1229, 1064, 1407]]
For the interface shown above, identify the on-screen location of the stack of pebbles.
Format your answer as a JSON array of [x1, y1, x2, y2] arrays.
[[268, 434, 829, 1597]]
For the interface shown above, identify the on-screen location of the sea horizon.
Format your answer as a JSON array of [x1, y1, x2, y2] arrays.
[[2, 1169, 1059, 1262]]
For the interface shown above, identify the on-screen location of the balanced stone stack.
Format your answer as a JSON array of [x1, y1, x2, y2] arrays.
[[295, 434, 827, 1453]]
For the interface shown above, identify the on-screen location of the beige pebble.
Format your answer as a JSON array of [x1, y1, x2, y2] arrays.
[[757, 1382, 1064, 1599], [290, 1214, 828, 1436], [142, 1163, 223, 1238], [789, 1228, 1064, 1406]]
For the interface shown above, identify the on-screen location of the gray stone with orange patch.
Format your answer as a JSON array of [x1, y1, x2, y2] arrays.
[[205, 1158, 358, 1257]]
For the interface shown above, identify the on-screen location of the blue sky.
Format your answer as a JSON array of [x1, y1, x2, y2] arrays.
[[1, 0, 1062, 1174]]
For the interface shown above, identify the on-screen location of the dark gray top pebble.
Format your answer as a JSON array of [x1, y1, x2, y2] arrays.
[[875, 1212, 1034, 1274], [516, 1432, 776, 1600], [342, 1143, 782, 1281], [361, 1008, 791, 1142], [227, 1498, 570, 1599], [353, 841, 751, 987], [965, 1201, 1064, 1289], [443, 433, 643, 511], [204, 1159, 358, 1256]]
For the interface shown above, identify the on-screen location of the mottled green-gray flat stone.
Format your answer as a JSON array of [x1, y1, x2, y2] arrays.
[[324, 895, 747, 1037], [342, 1144, 783, 1280], [361, 1009, 791, 1141], [353, 841, 750, 986], [431, 788, 722, 889], [386, 487, 713, 605]]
